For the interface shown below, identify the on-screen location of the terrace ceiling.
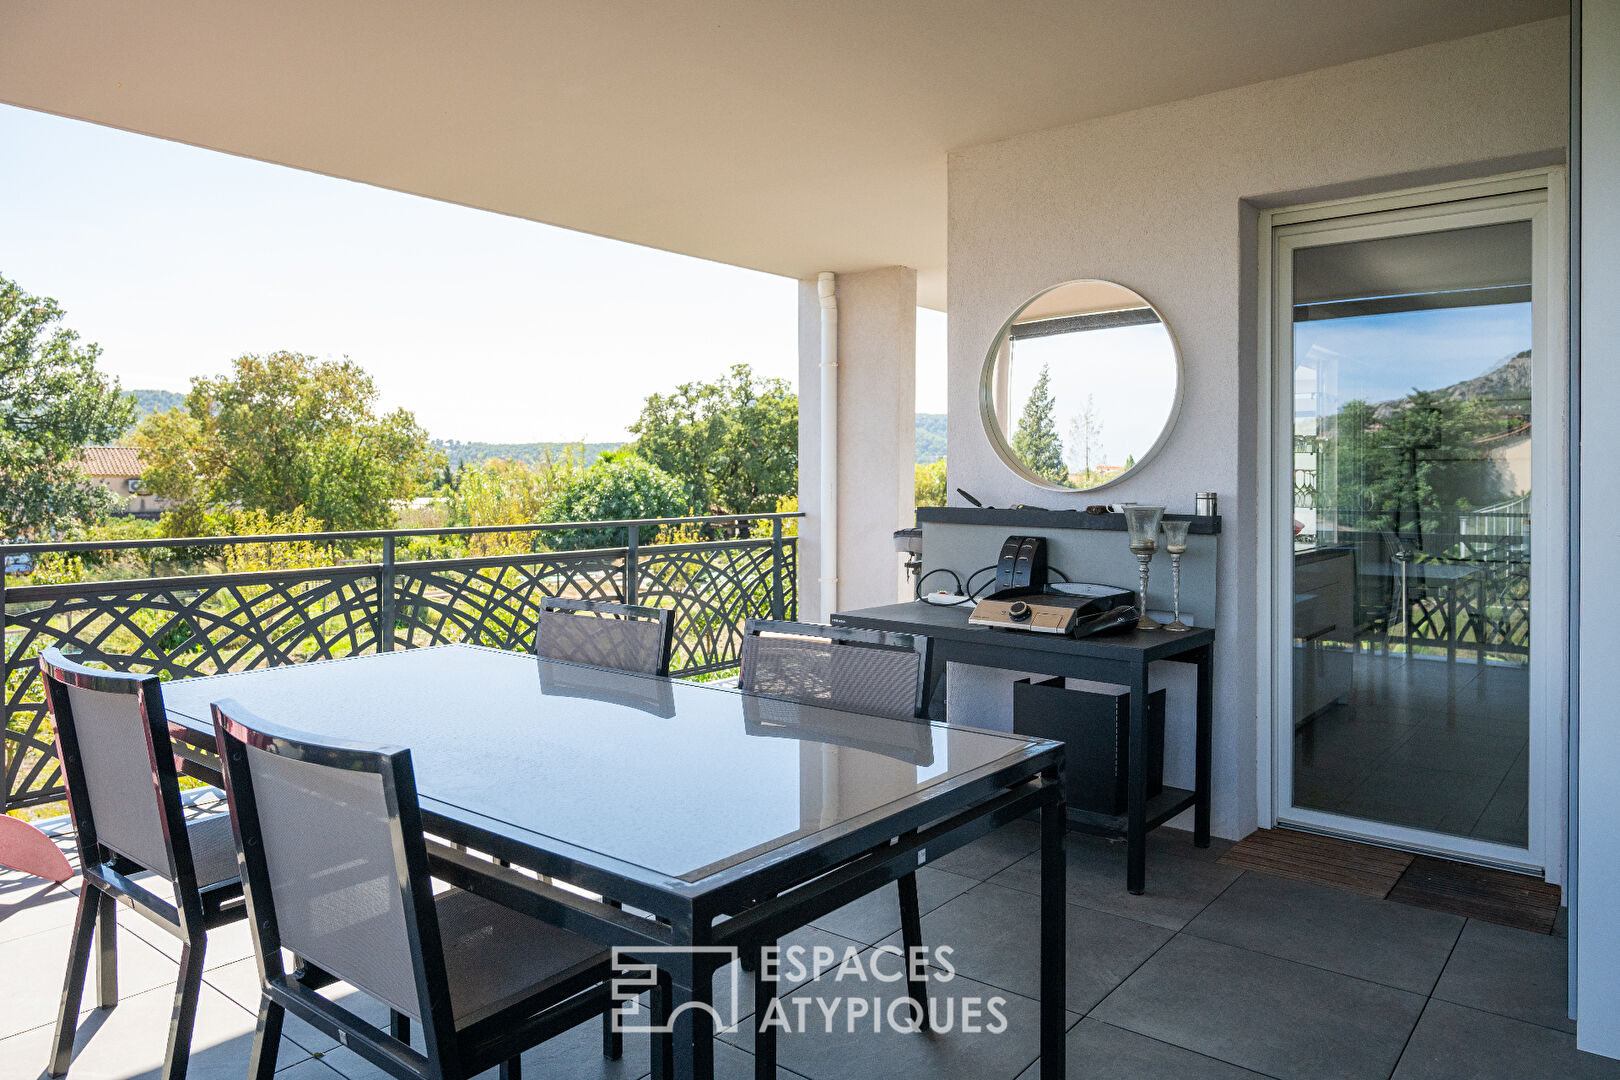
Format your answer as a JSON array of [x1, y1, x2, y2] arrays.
[[0, 0, 1564, 308]]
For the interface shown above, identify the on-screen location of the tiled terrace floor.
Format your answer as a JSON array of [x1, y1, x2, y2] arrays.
[[4, 819, 1615, 1080]]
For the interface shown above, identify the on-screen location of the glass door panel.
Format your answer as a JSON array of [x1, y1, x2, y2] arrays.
[[1288, 217, 1533, 850]]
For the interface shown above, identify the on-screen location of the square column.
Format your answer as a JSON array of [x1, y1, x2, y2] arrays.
[[797, 266, 917, 620]]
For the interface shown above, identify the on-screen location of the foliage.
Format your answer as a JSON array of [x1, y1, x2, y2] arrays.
[[0, 272, 135, 539], [915, 413, 947, 464], [135, 352, 441, 532], [434, 439, 622, 469], [444, 452, 575, 556], [210, 507, 327, 573], [542, 451, 688, 549], [1011, 364, 1068, 484], [1329, 390, 1521, 540], [629, 363, 797, 519], [915, 458, 948, 507]]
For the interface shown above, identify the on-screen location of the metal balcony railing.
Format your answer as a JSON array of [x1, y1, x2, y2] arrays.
[[2, 513, 800, 811]]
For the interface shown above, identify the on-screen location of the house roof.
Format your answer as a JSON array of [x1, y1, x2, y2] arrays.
[[0, 2, 1563, 309], [79, 446, 144, 477]]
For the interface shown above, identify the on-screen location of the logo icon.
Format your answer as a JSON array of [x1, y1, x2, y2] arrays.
[[610, 947, 742, 1034]]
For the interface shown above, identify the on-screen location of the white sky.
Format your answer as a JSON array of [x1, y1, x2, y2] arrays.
[[1, 104, 949, 443]]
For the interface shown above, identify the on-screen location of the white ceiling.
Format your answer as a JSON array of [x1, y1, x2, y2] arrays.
[[0, 1, 1564, 308]]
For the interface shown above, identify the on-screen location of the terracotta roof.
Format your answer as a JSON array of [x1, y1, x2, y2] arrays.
[[79, 446, 145, 476]]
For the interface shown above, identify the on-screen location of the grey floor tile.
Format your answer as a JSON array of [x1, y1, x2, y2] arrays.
[[273, 1060, 348, 1080], [1184, 870, 1463, 993], [1092, 934, 1425, 1080], [0, 877, 82, 945], [1392, 999, 1620, 1080], [1147, 827, 1232, 865], [724, 967, 1046, 1080], [989, 834, 1241, 931], [0, 980, 309, 1080], [1432, 919, 1573, 1032], [808, 866, 975, 945], [879, 881, 1171, 1013], [927, 820, 1042, 881], [716, 925, 867, 1022], [126, 916, 257, 971], [1013, 1018, 1269, 1080], [1, 917, 184, 1041]]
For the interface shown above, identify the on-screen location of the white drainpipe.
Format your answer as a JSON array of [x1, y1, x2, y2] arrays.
[[818, 272, 839, 618]]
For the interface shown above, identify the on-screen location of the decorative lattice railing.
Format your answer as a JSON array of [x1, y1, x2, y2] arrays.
[[2, 514, 797, 811]]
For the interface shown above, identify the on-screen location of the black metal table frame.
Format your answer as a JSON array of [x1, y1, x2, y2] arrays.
[[161, 668, 1068, 1080], [834, 607, 1214, 895]]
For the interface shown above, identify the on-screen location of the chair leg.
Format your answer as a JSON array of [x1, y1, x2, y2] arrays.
[[754, 945, 777, 1080], [390, 1011, 410, 1044], [95, 889, 118, 1009], [248, 999, 284, 1080], [897, 872, 929, 1032], [600, 1006, 622, 1060], [49, 887, 100, 1076], [499, 1057, 521, 1080], [160, 937, 206, 1080]]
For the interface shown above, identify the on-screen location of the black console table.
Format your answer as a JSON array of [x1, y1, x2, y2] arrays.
[[833, 600, 1214, 895]]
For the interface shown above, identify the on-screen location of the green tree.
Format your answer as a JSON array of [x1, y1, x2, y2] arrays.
[[543, 451, 687, 550], [1012, 364, 1068, 485], [135, 352, 440, 532], [0, 273, 135, 538], [915, 458, 948, 507], [628, 363, 797, 519]]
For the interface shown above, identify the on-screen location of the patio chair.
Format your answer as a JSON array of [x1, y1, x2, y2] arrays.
[[738, 620, 936, 1035], [39, 647, 247, 1080], [210, 699, 625, 1080], [535, 597, 674, 676]]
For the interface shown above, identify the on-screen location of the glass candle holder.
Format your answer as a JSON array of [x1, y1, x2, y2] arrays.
[[1122, 505, 1165, 630], [1161, 518, 1192, 632]]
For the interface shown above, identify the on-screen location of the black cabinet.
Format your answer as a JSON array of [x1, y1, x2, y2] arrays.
[[1014, 677, 1166, 816]]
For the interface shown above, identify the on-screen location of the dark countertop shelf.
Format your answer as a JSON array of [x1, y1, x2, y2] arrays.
[[916, 505, 1221, 535], [834, 600, 1214, 662]]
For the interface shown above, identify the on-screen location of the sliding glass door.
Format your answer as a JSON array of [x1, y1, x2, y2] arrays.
[[1271, 181, 1560, 868]]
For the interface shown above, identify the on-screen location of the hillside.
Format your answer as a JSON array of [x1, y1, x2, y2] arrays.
[[916, 413, 946, 464], [124, 388, 185, 430], [1374, 349, 1531, 418]]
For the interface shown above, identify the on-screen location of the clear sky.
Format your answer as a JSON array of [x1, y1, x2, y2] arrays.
[[1, 104, 949, 443]]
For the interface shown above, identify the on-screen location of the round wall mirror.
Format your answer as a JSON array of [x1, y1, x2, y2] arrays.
[[980, 279, 1181, 492]]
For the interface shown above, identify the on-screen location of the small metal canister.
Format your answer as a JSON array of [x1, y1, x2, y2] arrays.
[[1195, 492, 1218, 517]]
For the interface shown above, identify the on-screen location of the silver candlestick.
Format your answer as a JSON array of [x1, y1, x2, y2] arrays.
[[1161, 519, 1192, 631], [1122, 505, 1165, 631]]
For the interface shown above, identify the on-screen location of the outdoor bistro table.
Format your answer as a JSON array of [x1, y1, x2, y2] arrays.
[[157, 644, 1068, 1080]]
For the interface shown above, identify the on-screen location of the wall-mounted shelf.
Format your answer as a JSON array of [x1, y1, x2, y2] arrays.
[[916, 505, 1222, 535]]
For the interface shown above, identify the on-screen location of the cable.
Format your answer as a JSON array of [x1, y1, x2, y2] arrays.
[[915, 567, 964, 605], [1048, 566, 1071, 584]]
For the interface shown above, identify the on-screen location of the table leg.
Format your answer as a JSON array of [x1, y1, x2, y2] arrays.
[[668, 951, 717, 1080], [650, 968, 673, 1080], [1194, 645, 1213, 848], [753, 946, 776, 1080], [1126, 663, 1150, 895], [1039, 780, 1066, 1080]]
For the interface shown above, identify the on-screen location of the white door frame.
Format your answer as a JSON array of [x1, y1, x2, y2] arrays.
[[1255, 169, 1569, 882]]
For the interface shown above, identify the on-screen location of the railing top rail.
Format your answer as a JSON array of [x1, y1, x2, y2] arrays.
[[0, 512, 804, 556]]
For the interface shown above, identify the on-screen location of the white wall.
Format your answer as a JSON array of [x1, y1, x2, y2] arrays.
[[797, 267, 918, 621], [1576, 0, 1620, 1059], [947, 18, 1569, 841]]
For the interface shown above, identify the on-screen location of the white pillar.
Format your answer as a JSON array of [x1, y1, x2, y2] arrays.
[[797, 266, 918, 620], [1576, 0, 1620, 1060]]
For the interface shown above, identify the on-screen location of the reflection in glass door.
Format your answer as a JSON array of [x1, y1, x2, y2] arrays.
[[1275, 188, 1550, 862]]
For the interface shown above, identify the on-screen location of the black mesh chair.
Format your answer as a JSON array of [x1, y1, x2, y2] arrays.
[[535, 597, 675, 677], [738, 620, 936, 1042], [39, 648, 246, 1080], [211, 700, 624, 1080]]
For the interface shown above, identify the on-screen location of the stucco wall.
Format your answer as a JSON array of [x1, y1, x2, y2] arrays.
[[946, 18, 1569, 840]]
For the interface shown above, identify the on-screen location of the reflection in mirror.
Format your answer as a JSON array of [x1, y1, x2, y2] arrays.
[[981, 280, 1180, 491]]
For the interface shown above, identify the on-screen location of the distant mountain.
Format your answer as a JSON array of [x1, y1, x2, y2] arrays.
[[124, 388, 185, 431], [1374, 350, 1531, 418], [916, 413, 946, 464], [433, 440, 625, 468]]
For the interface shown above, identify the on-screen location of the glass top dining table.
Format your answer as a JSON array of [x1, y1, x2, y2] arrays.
[[157, 643, 1068, 1080]]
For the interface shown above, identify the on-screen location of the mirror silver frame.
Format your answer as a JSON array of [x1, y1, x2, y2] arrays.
[[978, 278, 1185, 493]]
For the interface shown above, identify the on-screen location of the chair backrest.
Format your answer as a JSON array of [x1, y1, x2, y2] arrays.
[[535, 597, 674, 676], [40, 648, 195, 884], [739, 620, 929, 721], [213, 701, 451, 1035]]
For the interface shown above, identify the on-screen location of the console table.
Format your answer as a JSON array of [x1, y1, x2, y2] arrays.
[[833, 600, 1214, 894]]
